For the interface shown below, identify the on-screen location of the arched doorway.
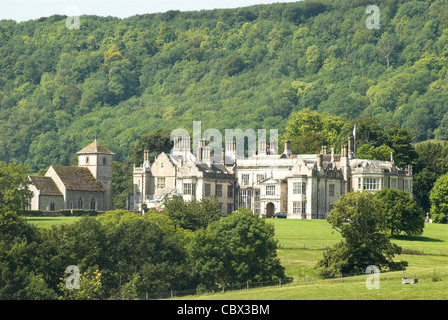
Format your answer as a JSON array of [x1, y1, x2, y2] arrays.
[[266, 202, 275, 218]]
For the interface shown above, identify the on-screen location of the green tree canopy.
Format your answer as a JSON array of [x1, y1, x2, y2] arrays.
[[0, 161, 32, 214], [188, 209, 285, 286], [374, 188, 425, 236], [315, 192, 407, 277], [161, 196, 222, 231], [429, 174, 448, 223], [383, 124, 418, 168], [128, 128, 173, 165], [282, 108, 351, 154]]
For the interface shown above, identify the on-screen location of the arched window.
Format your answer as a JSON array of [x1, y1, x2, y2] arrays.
[[78, 198, 83, 209], [49, 202, 56, 211], [90, 198, 96, 210]]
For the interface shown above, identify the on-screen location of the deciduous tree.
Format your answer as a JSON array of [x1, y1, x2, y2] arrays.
[[375, 188, 425, 236], [188, 209, 285, 286], [429, 174, 448, 223], [315, 192, 407, 277]]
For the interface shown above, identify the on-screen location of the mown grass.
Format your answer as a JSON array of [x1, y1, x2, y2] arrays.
[[179, 268, 448, 300], [26, 216, 82, 229], [179, 219, 448, 300], [26, 216, 448, 299]]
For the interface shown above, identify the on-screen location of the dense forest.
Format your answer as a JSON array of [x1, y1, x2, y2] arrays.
[[1, 0, 448, 172]]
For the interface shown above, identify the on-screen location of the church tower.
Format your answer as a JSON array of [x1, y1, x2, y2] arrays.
[[77, 140, 114, 211]]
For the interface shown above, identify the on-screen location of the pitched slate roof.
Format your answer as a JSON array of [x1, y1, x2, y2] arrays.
[[77, 140, 114, 155], [195, 163, 234, 179], [29, 176, 63, 196], [51, 166, 105, 192]]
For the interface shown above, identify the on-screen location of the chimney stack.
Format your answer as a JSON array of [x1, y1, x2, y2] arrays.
[[258, 140, 267, 156], [321, 146, 327, 155], [203, 146, 211, 163], [317, 153, 323, 169], [196, 139, 204, 163], [284, 140, 291, 157], [143, 149, 150, 169], [348, 136, 354, 159], [225, 140, 237, 164], [341, 145, 347, 158]]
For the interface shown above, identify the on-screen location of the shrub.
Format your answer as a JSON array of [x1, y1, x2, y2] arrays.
[[17, 210, 43, 217]]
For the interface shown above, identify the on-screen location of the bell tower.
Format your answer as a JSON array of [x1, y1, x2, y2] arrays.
[[77, 140, 114, 211]]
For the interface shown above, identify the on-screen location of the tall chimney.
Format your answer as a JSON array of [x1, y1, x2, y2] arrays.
[[321, 146, 327, 155], [233, 140, 238, 159], [267, 140, 277, 155], [284, 140, 291, 157], [196, 139, 203, 163], [203, 146, 211, 162], [259, 140, 267, 156], [341, 145, 347, 158], [226, 140, 236, 163], [348, 136, 354, 159], [184, 137, 191, 152], [317, 154, 323, 169], [143, 150, 150, 169]]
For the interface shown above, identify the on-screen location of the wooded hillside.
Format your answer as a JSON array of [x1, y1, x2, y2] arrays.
[[1, 0, 447, 170]]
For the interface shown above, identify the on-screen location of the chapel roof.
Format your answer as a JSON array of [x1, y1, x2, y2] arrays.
[[29, 175, 63, 196], [50, 166, 105, 192], [77, 140, 114, 155]]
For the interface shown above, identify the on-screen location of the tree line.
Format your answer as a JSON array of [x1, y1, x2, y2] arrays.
[[1, 0, 448, 175], [0, 162, 285, 299]]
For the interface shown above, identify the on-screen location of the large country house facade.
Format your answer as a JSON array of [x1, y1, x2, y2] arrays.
[[132, 136, 413, 219]]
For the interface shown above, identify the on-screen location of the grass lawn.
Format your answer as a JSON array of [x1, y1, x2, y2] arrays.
[[26, 216, 82, 229], [25, 216, 448, 299], [177, 268, 448, 300], [179, 219, 448, 300]]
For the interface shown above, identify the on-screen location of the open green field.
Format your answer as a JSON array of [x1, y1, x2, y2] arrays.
[[184, 219, 448, 300], [26, 216, 448, 299], [26, 216, 82, 229]]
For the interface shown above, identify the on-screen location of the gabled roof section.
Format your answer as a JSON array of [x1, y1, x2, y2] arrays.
[[193, 162, 233, 179], [29, 176, 63, 196], [350, 159, 392, 170], [259, 177, 283, 184], [51, 166, 105, 192], [77, 140, 114, 155]]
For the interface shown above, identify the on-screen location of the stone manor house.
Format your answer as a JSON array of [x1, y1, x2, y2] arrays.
[[132, 136, 413, 219]]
